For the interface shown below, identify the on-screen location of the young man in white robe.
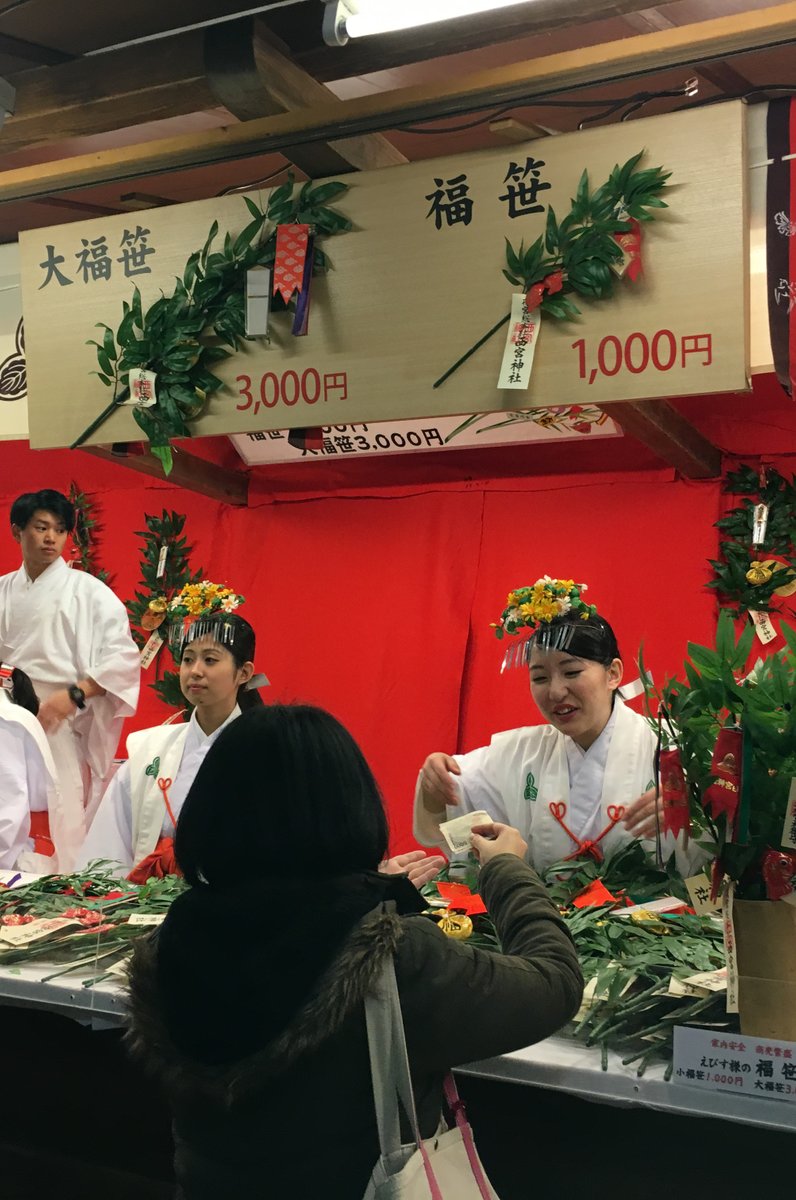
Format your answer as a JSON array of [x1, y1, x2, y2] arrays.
[[0, 489, 140, 871], [415, 580, 700, 876]]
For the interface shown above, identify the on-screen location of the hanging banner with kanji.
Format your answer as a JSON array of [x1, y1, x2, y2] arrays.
[[18, 102, 748, 448], [0, 243, 28, 440]]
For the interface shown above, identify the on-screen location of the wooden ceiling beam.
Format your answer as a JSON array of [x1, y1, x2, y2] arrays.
[[1, 16, 404, 175], [1, 30, 211, 156], [1, 0, 795, 202], [268, 0, 686, 82], [82, 444, 249, 506], [207, 17, 405, 174], [607, 400, 721, 479], [0, 31, 73, 66]]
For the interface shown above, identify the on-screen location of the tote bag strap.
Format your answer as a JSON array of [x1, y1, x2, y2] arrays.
[[365, 954, 443, 1199]]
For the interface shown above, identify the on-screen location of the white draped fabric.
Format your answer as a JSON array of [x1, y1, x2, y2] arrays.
[[0, 557, 140, 869]]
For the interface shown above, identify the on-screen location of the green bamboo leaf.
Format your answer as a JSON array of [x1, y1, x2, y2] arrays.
[[243, 195, 262, 220], [307, 180, 348, 204]]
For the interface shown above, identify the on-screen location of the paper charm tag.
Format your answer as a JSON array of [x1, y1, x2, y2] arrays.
[[684, 869, 722, 915], [140, 631, 164, 669], [752, 502, 769, 546], [245, 267, 271, 337], [126, 369, 157, 408], [781, 778, 796, 850], [273, 224, 310, 304], [679, 967, 727, 993], [749, 609, 777, 644], [667, 975, 710, 999], [127, 913, 166, 926], [0, 917, 81, 946], [722, 880, 739, 1014], [438, 810, 492, 854], [156, 544, 168, 578], [498, 294, 541, 390]]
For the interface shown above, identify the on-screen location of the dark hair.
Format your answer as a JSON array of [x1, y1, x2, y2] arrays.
[[10, 490, 75, 533], [175, 704, 389, 887], [180, 613, 263, 711], [531, 613, 621, 667], [2, 667, 39, 716]]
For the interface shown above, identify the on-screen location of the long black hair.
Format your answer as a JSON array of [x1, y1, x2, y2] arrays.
[[531, 612, 621, 666], [2, 666, 40, 715], [179, 613, 264, 711], [175, 704, 389, 887]]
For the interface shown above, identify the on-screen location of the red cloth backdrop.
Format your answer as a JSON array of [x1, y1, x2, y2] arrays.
[[0, 442, 725, 854]]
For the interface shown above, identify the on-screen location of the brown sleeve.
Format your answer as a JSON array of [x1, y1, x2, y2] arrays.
[[395, 854, 584, 1071]]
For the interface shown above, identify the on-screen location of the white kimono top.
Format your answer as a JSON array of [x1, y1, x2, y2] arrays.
[[79, 707, 240, 875], [0, 556, 140, 795], [0, 688, 63, 872], [415, 700, 692, 875]]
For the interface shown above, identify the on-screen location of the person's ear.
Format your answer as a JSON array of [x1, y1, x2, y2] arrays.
[[606, 658, 623, 691], [238, 660, 254, 686], [11, 524, 21, 544]]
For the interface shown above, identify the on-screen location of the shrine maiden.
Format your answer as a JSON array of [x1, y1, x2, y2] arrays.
[[78, 584, 263, 881], [0, 490, 140, 871], [0, 664, 64, 872], [415, 577, 691, 875], [81, 582, 445, 887]]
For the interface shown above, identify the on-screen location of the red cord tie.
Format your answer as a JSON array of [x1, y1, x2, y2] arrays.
[[548, 801, 626, 862], [158, 777, 178, 829]]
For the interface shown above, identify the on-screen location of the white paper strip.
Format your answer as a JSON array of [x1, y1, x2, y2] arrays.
[[723, 880, 739, 1014], [140, 630, 164, 669], [782, 779, 796, 851], [749, 609, 777, 644], [752, 502, 769, 546], [497, 294, 541, 390]]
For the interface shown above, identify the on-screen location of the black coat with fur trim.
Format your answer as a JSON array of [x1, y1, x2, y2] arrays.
[[126, 855, 583, 1200]]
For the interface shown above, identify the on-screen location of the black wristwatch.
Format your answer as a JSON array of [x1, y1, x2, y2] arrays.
[[68, 684, 86, 710]]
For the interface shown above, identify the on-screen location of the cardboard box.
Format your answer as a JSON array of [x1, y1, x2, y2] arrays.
[[734, 899, 796, 1041]]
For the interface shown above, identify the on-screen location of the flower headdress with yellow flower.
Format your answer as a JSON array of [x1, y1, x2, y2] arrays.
[[166, 580, 246, 650], [492, 576, 599, 671]]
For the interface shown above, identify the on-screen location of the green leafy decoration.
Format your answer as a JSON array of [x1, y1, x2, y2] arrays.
[[707, 465, 796, 616], [124, 510, 203, 711], [434, 152, 670, 388], [503, 152, 670, 317], [67, 482, 111, 584], [78, 178, 351, 472], [642, 608, 796, 895]]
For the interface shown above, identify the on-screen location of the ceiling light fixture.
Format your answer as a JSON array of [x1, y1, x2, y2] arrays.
[[322, 0, 534, 47]]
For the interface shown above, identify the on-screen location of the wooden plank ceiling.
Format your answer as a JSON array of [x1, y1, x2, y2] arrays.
[[0, 0, 792, 490]]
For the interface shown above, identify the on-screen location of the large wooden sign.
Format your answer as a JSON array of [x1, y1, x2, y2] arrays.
[[19, 102, 748, 449]]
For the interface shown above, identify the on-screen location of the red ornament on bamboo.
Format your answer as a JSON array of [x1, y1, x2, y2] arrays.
[[703, 727, 742, 825], [659, 747, 690, 838]]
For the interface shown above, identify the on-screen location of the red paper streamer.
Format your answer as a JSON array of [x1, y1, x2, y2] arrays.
[[703, 726, 742, 825], [572, 878, 620, 909], [435, 882, 487, 916], [273, 224, 310, 304], [659, 747, 690, 838]]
